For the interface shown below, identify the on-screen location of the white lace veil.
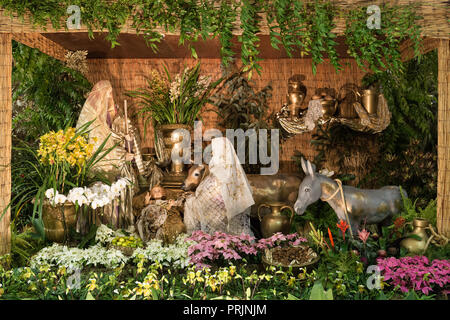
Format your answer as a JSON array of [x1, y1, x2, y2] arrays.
[[209, 137, 255, 221]]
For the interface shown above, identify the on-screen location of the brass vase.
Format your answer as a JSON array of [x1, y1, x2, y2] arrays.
[[400, 218, 430, 254], [287, 78, 307, 118], [258, 202, 294, 238], [359, 89, 378, 115], [42, 201, 77, 243], [157, 124, 192, 189]]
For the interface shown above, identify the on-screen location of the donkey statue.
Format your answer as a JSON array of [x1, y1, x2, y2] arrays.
[[294, 158, 407, 235]]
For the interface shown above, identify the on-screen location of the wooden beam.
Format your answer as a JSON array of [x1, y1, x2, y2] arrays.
[[437, 39, 450, 237], [1, 1, 449, 38], [12, 33, 68, 61], [0, 33, 12, 256], [400, 37, 441, 62]]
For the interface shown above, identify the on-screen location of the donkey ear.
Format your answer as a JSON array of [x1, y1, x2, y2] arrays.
[[301, 157, 308, 175], [307, 160, 315, 177]]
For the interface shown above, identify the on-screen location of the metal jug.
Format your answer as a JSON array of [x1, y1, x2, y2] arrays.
[[400, 218, 430, 254], [258, 202, 294, 238]]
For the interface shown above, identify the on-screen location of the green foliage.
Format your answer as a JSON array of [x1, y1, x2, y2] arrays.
[[209, 70, 273, 173], [363, 50, 438, 154], [12, 41, 91, 144], [309, 280, 333, 300], [211, 71, 272, 130], [293, 201, 338, 236], [345, 3, 422, 75], [9, 224, 45, 268], [127, 63, 223, 126], [398, 190, 437, 227], [0, 0, 422, 75]]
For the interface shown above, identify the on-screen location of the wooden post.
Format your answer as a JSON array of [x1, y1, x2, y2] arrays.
[[0, 33, 12, 255], [437, 39, 450, 237]]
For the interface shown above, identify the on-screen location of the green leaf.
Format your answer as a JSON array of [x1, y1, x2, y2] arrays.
[[85, 292, 95, 300], [309, 281, 333, 300]]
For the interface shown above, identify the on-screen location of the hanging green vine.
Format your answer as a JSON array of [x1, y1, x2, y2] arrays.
[[0, 0, 422, 75], [344, 3, 422, 74]]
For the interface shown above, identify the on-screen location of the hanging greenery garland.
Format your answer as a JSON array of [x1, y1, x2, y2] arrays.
[[0, 0, 422, 76]]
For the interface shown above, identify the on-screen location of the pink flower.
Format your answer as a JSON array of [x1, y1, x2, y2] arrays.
[[358, 229, 370, 244]]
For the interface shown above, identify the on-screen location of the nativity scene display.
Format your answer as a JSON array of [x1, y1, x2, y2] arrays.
[[2, 0, 449, 300]]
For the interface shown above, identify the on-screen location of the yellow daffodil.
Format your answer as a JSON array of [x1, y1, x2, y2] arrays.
[[86, 278, 98, 291]]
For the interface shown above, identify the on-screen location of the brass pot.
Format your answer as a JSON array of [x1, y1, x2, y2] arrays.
[[258, 202, 294, 238], [42, 201, 77, 243], [157, 124, 192, 173], [320, 99, 338, 119], [359, 89, 378, 115], [400, 218, 430, 254]]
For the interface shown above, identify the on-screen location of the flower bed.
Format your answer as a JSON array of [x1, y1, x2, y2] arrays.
[[377, 256, 450, 295]]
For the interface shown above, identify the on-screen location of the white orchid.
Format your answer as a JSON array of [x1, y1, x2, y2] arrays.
[[45, 188, 56, 199], [44, 178, 128, 209], [54, 194, 67, 205]]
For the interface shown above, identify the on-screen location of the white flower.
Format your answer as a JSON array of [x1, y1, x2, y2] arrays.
[[45, 188, 56, 200], [110, 183, 121, 194], [54, 194, 67, 205], [91, 199, 100, 210]]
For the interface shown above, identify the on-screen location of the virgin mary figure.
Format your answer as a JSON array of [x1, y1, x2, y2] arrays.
[[76, 80, 145, 230], [184, 137, 255, 236]]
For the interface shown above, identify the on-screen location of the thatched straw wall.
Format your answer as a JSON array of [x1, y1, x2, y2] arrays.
[[86, 58, 366, 173], [437, 39, 450, 237], [0, 33, 11, 255]]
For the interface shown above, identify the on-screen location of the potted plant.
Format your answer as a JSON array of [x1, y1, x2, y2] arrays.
[[9, 120, 116, 242], [126, 63, 223, 176]]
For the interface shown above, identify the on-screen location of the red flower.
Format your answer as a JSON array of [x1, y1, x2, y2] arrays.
[[328, 227, 335, 249], [336, 219, 349, 241], [394, 217, 406, 230]]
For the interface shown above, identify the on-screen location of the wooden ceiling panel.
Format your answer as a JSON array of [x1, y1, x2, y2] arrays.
[[43, 32, 353, 59]]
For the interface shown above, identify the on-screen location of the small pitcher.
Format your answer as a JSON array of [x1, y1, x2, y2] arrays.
[[258, 202, 294, 238], [400, 218, 430, 254]]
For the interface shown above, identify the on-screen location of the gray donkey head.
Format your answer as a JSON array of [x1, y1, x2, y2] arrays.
[[294, 158, 323, 215]]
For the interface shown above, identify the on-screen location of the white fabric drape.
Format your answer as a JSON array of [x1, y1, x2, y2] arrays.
[[184, 137, 254, 236], [209, 137, 255, 221]]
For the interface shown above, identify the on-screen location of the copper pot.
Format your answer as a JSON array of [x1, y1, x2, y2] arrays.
[[258, 202, 294, 238], [42, 200, 77, 243]]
